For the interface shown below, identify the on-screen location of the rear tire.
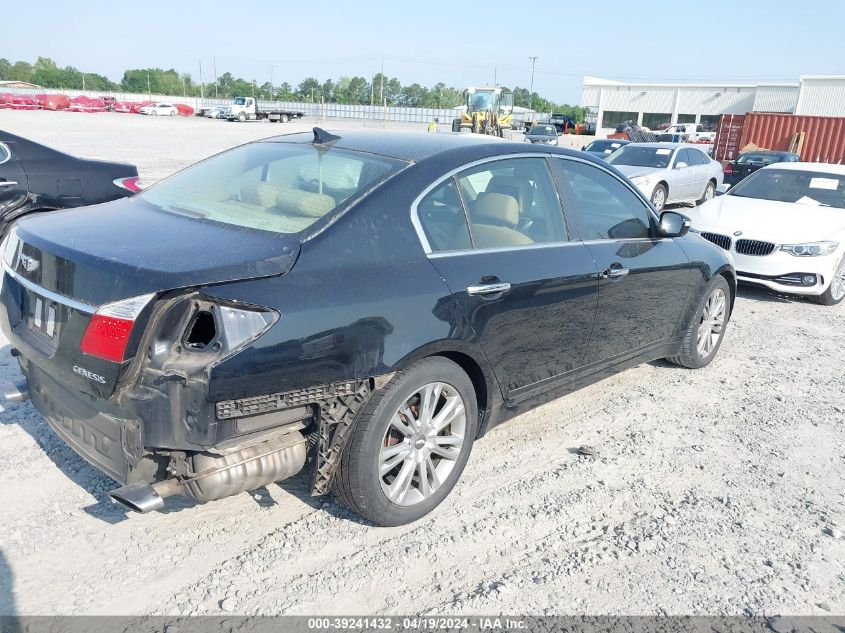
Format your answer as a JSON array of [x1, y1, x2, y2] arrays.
[[452, 118, 461, 133], [697, 180, 715, 205], [281, 114, 289, 123], [333, 357, 477, 526], [666, 276, 731, 369]]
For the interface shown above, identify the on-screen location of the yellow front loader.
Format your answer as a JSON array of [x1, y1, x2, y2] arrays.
[[451, 87, 514, 136]]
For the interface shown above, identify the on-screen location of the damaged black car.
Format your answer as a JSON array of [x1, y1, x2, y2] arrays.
[[0, 129, 735, 526]]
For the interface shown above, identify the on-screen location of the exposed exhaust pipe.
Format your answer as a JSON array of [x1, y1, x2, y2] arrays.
[[1, 380, 30, 403], [109, 478, 183, 514], [110, 431, 307, 513]]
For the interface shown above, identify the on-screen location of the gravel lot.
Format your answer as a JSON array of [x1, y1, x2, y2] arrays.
[[0, 109, 843, 618]]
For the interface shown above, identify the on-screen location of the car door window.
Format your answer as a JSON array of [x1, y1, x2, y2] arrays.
[[674, 149, 691, 167], [416, 157, 568, 252], [456, 158, 568, 249], [558, 160, 652, 240], [0, 143, 9, 165], [689, 149, 708, 166], [416, 178, 472, 253]]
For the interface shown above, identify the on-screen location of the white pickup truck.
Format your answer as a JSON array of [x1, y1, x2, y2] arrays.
[[659, 123, 716, 142]]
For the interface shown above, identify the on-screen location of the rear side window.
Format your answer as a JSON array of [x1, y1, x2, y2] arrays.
[[416, 157, 569, 252], [557, 160, 652, 240], [141, 143, 406, 234]]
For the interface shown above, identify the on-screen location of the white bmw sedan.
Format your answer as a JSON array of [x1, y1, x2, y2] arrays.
[[686, 162, 845, 305]]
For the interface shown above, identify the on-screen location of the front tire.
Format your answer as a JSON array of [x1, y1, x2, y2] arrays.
[[666, 276, 731, 369], [651, 183, 667, 211], [333, 357, 477, 526], [810, 253, 845, 306], [237, 112, 246, 122]]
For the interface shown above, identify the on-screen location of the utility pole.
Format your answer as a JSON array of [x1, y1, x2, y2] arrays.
[[270, 65, 274, 99], [81, 73, 85, 91], [213, 56, 218, 98], [199, 60, 204, 102], [493, 66, 497, 89], [528, 56, 539, 114], [147, 72, 151, 100], [370, 72, 375, 107], [380, 57, 384, 105]]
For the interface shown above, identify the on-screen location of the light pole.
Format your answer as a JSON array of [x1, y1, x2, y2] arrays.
[[528, 56, 538, 115]]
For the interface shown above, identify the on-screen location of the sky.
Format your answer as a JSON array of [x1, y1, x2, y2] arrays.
[[5, 0, 845, 104]]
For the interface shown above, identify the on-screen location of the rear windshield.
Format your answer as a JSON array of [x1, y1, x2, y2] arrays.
[[737, 153, 787, 165], [140, 142, 407, 234], [729, 168, 845, 209], [585, 140, 624, 152], [607, 146, 673, 169], [529, 125, 556, 135]]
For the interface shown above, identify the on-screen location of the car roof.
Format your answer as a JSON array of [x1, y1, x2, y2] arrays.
[[626, 142, 700, 150], [739, 150, 794, 155], [262, 129, 526, 162], [760, 161, 845, 175]]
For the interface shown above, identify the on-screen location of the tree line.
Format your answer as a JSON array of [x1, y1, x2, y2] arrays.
[[0, 57, 585, 121]]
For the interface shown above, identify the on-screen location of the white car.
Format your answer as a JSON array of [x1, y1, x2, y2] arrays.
[[139, 103, 178, 116], [606, 143, 723, 211], [686, 162, 845, 305], [203, 107, 225, 119]]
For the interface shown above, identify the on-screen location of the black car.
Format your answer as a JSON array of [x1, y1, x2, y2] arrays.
[[581, 139, 631, 159], [524, 123, 558, 145], [0, 130, 139, 235], [549, 113, 577, 134], [723, 150, 800, 186], [0, 129, 735, 526]]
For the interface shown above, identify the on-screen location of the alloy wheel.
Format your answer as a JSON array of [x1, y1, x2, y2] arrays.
[[379, 382, 466, 506], [703, 183, 714, 201], [831, 255, 845, 302], [652, 187, 666, 210], [696, 288, 726, 358]]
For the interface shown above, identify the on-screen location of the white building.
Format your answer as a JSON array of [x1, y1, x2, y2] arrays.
[[581, 75, 845, 137]]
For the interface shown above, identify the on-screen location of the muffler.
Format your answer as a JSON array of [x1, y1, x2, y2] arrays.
[[110, 431, 307, 513], [1, 380, 29, 403]]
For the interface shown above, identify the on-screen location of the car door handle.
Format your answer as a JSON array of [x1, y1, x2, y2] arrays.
[[467, 282, 511, 296], [600, 266, 629, 279], [0, 181, 18, 187]]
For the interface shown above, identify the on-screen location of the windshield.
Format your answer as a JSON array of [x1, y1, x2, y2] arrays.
[[607, 146, 674, 169], [233, 97, 247, 105], [140, 142, 407, 234], [529, 125, 556, 136], [550, 114, 566, 123], [467, 91, 495, 112], [729, 168, 845, 208]]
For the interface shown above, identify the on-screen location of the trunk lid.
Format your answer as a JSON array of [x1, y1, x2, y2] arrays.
[[1, 196, 298, 399], [9, 196, 299, 306]]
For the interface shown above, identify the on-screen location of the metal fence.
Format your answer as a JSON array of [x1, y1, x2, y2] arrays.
[[0, 86, 484, 124]]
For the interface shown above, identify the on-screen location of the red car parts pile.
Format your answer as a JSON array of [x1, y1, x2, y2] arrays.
[[0, 92, 194, 116]]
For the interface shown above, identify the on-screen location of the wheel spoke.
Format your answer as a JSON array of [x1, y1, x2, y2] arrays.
[[388, 460, 416, 503], [418, 383, 442, 426], [431, 443, 461, 461], [391, 410, 416, 437], [431, 397, 463, 433], [380, 447, 411, 476], [417, 459, 432, 497]]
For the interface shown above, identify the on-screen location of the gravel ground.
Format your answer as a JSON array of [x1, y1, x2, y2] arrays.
[[0, 110, 842, 617]]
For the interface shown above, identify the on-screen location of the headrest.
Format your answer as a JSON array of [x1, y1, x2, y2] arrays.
[[275, 188, 336, 218], [473, 193, 519, 227]]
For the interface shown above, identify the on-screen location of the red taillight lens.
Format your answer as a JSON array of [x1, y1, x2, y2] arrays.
[[80, 314, 135, 362], [80, 293, 155, 363], [113, 176, 142, 193], [724, 163, 733, 175]]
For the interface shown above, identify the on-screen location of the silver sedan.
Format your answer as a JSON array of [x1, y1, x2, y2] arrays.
[[606, 142, 723, 210]]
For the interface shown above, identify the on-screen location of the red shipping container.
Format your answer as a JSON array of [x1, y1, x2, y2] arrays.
[[713, 112, 845, 164]]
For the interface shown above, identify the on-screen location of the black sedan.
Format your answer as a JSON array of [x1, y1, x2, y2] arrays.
[[723, 150, 799, 186], [0, 130, 139, 235], [582, 138, 630, 159], [524, 123, 558, 145], [0, 129, 735, 526]]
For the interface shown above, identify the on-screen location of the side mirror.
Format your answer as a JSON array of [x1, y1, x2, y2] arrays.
[[715, 183, 731, 197], [659, 211, 691, 238], [674, 161, 688, 170]]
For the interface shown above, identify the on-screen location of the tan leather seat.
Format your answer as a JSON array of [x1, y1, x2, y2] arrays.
[[471, 193, 534, 248]]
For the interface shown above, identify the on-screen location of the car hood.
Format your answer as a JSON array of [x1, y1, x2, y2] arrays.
[[9, 196, 300, 306], [612, 165, 663, 179], [686, 195, 845, 243]]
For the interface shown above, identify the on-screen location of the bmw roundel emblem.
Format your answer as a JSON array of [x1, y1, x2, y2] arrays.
[[733, 230, 743, 236]]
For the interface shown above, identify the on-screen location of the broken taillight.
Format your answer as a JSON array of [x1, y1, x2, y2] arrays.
[[113, 176, 143, 193], [80, 293, 155, 362]]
